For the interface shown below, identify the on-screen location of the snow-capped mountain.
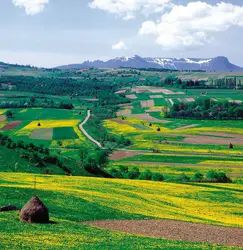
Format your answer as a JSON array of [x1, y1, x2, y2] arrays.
[[56, 55, 243, 72]]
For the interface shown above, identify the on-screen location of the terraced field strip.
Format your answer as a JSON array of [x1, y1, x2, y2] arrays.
[[110, 149, 243, 160], [86, 220, 243, 247], [174, 124, 199, 130], [123, 161, 243, 169]]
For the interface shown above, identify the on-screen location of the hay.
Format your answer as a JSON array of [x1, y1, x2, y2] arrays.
[[20, 196, 49, 223]]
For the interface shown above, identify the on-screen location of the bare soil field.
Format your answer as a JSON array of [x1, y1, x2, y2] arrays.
[[109, 150, 142, 161], [118, 103, 131, 107], [140, 100, 154, 108], [30, 128, 53, 140], [133, 114, 170, 123], [186, 98, 195, 102], [123, 106, 134, 109], [1, 121, 22, 131], [183, 134, 243, 145], [126, 94, 137, 100], [229, 100, 242, 104], [115, 89, 126, 94], [200, 132, 238, 138], [86, 219, 243, 247], [146, 108, 162, 113], [174, 124, 199, 130], [0, 115, 6, 122], [160, 89, 175, 95], [117, 110, 132, 116]]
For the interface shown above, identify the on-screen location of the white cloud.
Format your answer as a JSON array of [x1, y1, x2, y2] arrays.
[[12, 0, 49, 15], [89, 0, 171, 20], [112, 41, 127, 50], [139, 2, 243, 50]]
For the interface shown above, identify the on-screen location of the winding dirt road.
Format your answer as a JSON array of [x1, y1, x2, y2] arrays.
[[79, 110, 103, 149]]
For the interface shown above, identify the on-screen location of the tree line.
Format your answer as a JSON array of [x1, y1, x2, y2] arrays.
[[166, 98, 243, 120]]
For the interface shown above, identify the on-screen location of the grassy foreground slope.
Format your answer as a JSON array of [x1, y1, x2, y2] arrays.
[[0, 172, 242, 249]]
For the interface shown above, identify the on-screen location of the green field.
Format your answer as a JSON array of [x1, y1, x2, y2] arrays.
[[1, 67, 243, 249], [0, 173, 242, 249], [53, 127, 79, 140]]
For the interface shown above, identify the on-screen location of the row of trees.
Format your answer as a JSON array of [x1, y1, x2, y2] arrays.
[[166, 98, 243, 120], [109, 166, 164, 181], [108, 166, 232, 183], [0, 98, 74, 110]]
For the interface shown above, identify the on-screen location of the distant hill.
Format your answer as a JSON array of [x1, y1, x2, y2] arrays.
[[56, 55, 243, 72]]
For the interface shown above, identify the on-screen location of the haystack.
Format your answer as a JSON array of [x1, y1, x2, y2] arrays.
[[20, 196, 49, 223]]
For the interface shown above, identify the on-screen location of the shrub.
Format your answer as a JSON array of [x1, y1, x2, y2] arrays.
[[194, 172, 204, 182], [124, 167, 140, 179], [151, 172, 164, 181], [206, 170, 218, 181], [6, 110, 13, 118], [217, 172, 232, 183], [138, 169, 152, 180], [176, 173, 190, 182]]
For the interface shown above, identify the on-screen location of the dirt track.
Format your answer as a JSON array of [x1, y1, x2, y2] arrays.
[[86, 219, 243, 247], [79, 110, 103, 149]]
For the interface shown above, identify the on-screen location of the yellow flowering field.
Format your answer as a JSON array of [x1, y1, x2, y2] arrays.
[[0, 172, 242, 228], [16, 120, 80, 136], [0, 172, 242, 249], [0, 109, 7, 115], [19, 109, 28, 113]]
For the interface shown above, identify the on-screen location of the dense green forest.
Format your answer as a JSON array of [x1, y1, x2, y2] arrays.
[[166, 98, 243, 120]]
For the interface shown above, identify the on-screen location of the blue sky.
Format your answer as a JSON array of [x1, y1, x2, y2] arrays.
[[1, 0, 243, 67]]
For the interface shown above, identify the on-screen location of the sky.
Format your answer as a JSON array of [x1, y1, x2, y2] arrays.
[[1, 0, 243, 67]]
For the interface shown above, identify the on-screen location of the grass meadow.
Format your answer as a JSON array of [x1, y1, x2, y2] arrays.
[[0, 172, 242, 249]]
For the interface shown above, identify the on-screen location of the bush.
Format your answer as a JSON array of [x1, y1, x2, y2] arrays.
[[124, 167, 140, 179], [206, 170, 232, 183], [217, 172, 232, 183], [138, 169, 152, 180], [151, 172, 164, 181], [193, 172, 204, 182], [6, 110, 13, 118], [176, 173, 190, 182], [206, 170, 218, 181]]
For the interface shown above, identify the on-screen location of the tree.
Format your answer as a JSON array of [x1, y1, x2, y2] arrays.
[[217, 172, 232, 183], [176, 174, 190, 182], [6, 110, 13, 118], [124, 167, 140, 179], [30, 96, 36, 103], [206, 170, 218, 181], [151, 172, 164, 181], [194, 172, 204, 182], [138, 169, 152, 180]]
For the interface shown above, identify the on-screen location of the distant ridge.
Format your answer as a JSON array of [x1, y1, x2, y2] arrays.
[[56, 55, 243, 72]]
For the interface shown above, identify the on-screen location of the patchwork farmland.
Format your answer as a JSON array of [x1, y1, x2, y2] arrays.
[[1, 68, 243, 249], [106, 85, 243, 181]]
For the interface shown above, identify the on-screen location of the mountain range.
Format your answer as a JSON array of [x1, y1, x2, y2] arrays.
[[56, 55, 243, 72]]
